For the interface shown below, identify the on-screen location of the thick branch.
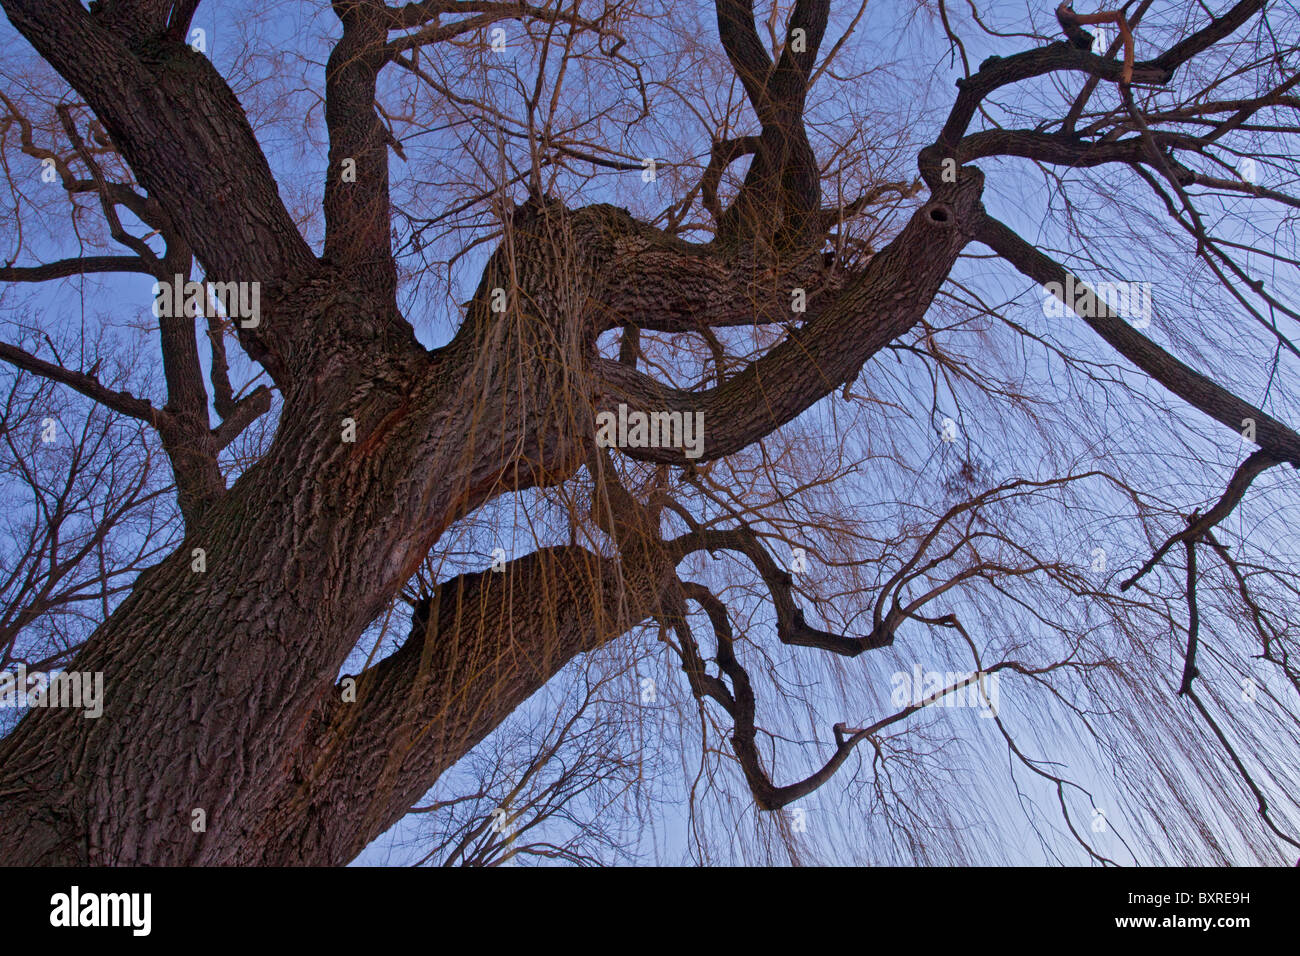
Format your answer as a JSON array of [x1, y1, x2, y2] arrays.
[[713, 0, 830, 245], [714, 0, 774, 118], [0, 256, 158, 282], [974, 211, 1300, 465], [669, 525, 894, 655], [931, 0, 1266, 175], [251, 545, 648, 865], [595, 173, 985, 463], [211, 385, 272, 451], [324, 0, 397, 302], [2, 0, 318, 384]]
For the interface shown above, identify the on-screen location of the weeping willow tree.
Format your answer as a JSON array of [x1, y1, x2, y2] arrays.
[[0, 0, 1297, 866]]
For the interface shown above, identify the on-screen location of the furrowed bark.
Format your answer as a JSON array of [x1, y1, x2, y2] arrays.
[[249, 546, 647, 866], [323, 0, 398, 303], [0, 252, 593, 863]]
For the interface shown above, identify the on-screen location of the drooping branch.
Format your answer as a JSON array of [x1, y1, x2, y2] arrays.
[[1184, 685, 1300, 852], [973, 210, 1300, 465], [672, 580, 1045, 813], [1179, 537, 1200, 695], [668, 525, 894, 656], [1122, 449, 1283, 590]]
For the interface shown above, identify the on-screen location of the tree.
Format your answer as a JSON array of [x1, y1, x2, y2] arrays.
[[0, 0, 1298, 865]]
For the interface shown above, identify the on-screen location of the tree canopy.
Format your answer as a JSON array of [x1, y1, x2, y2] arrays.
[[0, 0, 1298, 865]]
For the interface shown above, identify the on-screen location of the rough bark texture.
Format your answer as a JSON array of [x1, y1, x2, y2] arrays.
[[0, 0, 1293, 864]]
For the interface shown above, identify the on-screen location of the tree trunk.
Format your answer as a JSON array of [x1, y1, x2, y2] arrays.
[[0, 266, 594, 863]]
